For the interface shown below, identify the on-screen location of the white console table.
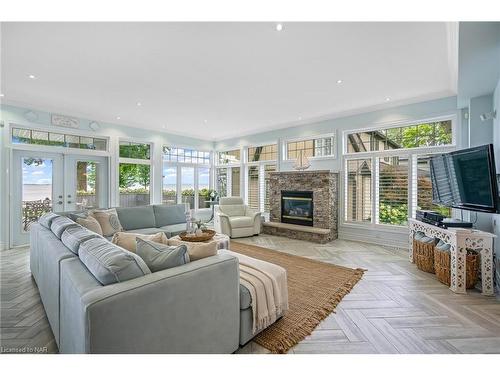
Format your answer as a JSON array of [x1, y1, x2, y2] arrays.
[[408, 219, 495, 296]]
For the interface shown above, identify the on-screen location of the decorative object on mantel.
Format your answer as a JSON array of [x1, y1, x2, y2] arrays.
[[51, 113, 79, 128], [89, 121, 100, 131], [230, 241, 365, 353], [293, 149, 310, 170], [179, 229, 216, 242], [23, 110, 39, 122]]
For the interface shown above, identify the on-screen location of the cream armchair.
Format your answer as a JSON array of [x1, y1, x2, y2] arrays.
[[214, 197, 262, 238]]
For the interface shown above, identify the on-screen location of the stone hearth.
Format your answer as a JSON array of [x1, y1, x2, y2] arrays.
[[263, 170, 339, 243]]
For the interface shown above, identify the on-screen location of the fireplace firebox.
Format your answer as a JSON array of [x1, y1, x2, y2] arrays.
[[281, 190, 313, 226]]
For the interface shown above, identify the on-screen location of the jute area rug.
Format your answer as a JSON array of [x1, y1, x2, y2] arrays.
[[230, 241, 365, 354]]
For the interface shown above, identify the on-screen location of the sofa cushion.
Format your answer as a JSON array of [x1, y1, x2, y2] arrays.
[[76, 216, 103, 235], [116, 205, 156, 230], [153, 204, 187, 227], [111, 231, 168, 253], [91, 208, 123, 236], [79, 237, 151, 285], [220, 205, 246, 217], [159, 223, 187, 238], [239, 284, 252, 310], [39, 212, 59, 229], [136, 238, 190, 272], [127, 227, 168, 235], [51, 216, 79, 239], [61, 225, 101, 254], [229, 216, 253, 229]]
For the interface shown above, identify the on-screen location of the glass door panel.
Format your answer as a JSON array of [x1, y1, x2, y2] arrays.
[[181, 167, 195, 210], [162, 165, 178, 204], [198, 167, 210, 209], [64, 155, 109, 212], [12, 151, 63, 246]]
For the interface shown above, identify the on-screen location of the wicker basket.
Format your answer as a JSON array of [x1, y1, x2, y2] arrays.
[[413, 239, 435, 273], [179, 229, 216, 242], [434, 247, 480, 289]]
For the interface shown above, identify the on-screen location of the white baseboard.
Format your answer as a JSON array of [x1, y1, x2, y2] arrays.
[[338, 227, 409, 249]]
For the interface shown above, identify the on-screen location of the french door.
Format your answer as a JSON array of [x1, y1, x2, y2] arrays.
[[12, 150, 108, 246]]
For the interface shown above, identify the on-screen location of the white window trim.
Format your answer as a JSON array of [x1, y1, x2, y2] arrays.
[[282, 132, 337, 161], [341, 114, 458, 231], [215, 148, 243, 167]]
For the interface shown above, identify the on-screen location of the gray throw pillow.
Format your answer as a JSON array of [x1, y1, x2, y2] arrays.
[[61, 225, 101, 254], [79, 237, 151, 285], [136, 238, 190, 272]]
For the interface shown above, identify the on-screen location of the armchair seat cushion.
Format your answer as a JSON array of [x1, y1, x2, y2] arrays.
[[229, 216, 254, 229]]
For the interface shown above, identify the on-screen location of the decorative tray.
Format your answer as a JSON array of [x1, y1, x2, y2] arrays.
[[179, 229, 216, 242]]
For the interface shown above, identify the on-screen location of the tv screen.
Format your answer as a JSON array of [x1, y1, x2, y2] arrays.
[[430, 144, 499, 213]]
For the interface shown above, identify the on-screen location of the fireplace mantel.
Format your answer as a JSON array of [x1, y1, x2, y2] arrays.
[[264, 170, 339, 243]]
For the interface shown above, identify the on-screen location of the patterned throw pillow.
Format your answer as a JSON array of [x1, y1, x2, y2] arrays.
[[136, 238, 189, 272], [90, 208, 123, 237], [167, 238, 217, 261], [112, 232, 168, 253], [76, 215, 103, 236]]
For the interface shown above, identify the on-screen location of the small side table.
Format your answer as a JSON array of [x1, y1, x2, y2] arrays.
[[204, 200, 220, 223]]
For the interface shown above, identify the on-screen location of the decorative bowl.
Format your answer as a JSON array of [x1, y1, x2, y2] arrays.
[[179, 229, 216, 242]]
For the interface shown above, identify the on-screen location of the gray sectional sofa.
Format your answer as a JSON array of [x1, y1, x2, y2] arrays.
[[30, 204, 240, 353], [30, 203, 271, 353]]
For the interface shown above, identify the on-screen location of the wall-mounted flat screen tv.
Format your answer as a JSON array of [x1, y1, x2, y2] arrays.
[[429, 144, 499, 213]]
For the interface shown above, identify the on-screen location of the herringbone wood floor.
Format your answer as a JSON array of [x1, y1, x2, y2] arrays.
[[1, 235, 499, 354]]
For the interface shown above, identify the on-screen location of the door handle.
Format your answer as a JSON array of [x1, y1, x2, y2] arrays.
[[57, 201, 63, 205], [67, 201, 73, 204]]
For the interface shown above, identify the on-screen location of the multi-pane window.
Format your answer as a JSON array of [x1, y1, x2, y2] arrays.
[[414, 155, 451, 217], [346, 121, 452, 153], [162, 147, 212, 210], [248, 144, 277, 162], [344, 118, 455, 227], [119, 163, 151, 207], [247, 166, 260, 210], [264, 164, 276, 212], [217, 149, 241, 165], [345, 159, 372, 223], [12, 127, 107, 151], [163, 147, 210, 164], [377, 156, 409, 226], [119, 141, 151, 159], [285, 135, 334, 159], [216, 168, 228, 197]]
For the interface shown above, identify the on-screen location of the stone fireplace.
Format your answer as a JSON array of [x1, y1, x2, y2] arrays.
[[263, 170, 339, 243], [281, 190, 313, 226]]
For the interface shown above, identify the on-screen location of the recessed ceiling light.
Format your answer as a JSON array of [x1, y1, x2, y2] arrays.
[[276, 23, 283, 31], [0, 93, 4, 97], [298, 116, 302, 120], [116, 116, 121, 120], [136, 102, 142, 106], [385, 97, 391, 101], [28, 74, 36, 79], [336, 79, 343, 84], [204, 119, 208, 123], [162, 125, 166, 129]]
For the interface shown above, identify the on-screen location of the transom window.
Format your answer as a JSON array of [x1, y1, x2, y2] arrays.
[[12, 127, 107, 151], [247, 144, 277, 162], [119, 141, 151, 160], [217, 149, 241, 165], [346, 120, 452, 153], [285, 135, 334, 160], [163, 147, 210, 164]]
